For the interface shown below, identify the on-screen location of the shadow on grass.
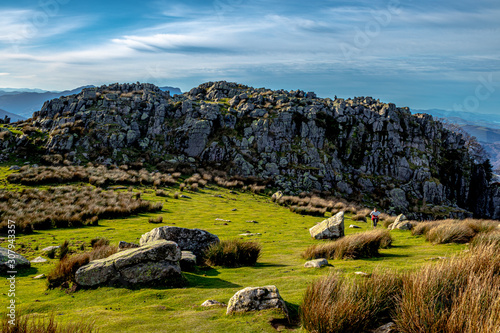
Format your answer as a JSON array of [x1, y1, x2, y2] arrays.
[[0, 267, 39, 278], [184, 273, 242, 289], [250, 262, 288, 269], [269, 300, 301, 330]]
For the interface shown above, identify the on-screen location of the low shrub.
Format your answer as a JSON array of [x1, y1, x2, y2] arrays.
[[149, 216, 163, 224], [426, 223, 476, 244], [394, 244, 500, 333], [302, 230, 392, 260], [301, 271, 402, 333], [47, 244, 117, 289], [0, 313, 98, 333], [155, 190, 168, 197], [203, 239, 261, 268], [90, 237, 110, 248], [0, 186, 162, 234], [59, 240, 70, 260], [471, 231, 500, 247]]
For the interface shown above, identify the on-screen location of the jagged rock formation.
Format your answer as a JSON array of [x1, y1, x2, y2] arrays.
[[1, 81, 499, 219]]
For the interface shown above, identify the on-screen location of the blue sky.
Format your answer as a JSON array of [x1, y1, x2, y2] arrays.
[[0, 0, 499, 114]]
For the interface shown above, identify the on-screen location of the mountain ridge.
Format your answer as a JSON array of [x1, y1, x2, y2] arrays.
[[1, 81, 498, 220]]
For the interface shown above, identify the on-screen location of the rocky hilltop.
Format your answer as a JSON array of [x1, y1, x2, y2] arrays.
[[1, 81, 498, 219]]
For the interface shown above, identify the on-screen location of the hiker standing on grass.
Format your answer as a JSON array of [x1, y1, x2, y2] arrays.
[[370, 208, 381, 228]]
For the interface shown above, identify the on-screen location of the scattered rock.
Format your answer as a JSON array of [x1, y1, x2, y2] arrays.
[[231, 208, 237, 211], [354, 271, 369, 277], [0, 247, 31, 273], [304, 258, 329, 268], [33, 274, 46, 279], [180, 251, 197, 272], [229, 191, 238, 194], [226, 286, 288, 317], [246, 220, 259, 223], [309, 211, 344, 240], [349, 225, 362, 229], [426, 256, 448, 261], [140, 226, 219, 257], [271, 191, 283, 202], [389, 214, 412, 230], [180, 195, 191, 199], [41, 246, 60, 253], [118, 241, 140, 250], [31, 256, 48, 263], [201, 300, 226, 307], [215, 218, 231, 222], [239, 233, 262, 237], [75, 240, 183, 288], [8, 165, 20, 170], [372, 322, 397, 333]]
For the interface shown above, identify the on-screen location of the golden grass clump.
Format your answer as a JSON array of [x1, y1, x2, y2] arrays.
[[203, 239, 261, 268], [0, 186, 162, 234], [302, 230, 393, 260]]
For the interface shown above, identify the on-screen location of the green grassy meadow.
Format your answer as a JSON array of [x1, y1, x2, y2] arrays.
[[0, 166, 467, 332]]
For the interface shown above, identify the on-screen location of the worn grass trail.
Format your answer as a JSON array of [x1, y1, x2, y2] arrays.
[[1, 182, 466, 332]]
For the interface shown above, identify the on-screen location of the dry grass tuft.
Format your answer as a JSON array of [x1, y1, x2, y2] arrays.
[[47, 244, 118, 289], [0, 186, 162, 234], [302, 230, 392, 260], [301, 271, 402, 333], [203, 239, 261, 268]]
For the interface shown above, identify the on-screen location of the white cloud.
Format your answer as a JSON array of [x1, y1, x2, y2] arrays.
[[0, 9, 92, 44]]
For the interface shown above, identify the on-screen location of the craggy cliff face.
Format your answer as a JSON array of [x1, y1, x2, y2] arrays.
[[2, 81, 498, 219]]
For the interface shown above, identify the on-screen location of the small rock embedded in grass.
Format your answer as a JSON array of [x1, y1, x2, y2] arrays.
[[201, 300, 226, 307], [215, 218, 231, 222], [349, 225, 362, 229], [41, 246, 60, 253], [372, 322, 397, 333], [180, 195, 191, 199], [231, 208, 237, 211], [33, 274, 46, 279], [31, 256, 47, 263], [354, 271, 369, 277], [426, 256, 448, 261], [304, 258, 329, 268], [239, 233, 262, 236], [246, 220, 258, 223]]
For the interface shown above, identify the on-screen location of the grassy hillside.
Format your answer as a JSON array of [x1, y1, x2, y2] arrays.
[[0, 165, 472, 332]]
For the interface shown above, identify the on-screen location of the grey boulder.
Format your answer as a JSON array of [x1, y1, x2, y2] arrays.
[[309, 212, 344, 239], [140, 226, 219, 257], [389, 214, 412, 230], [226, 285, 288, 317], [304, 258, 329, 268], [0, 247, 31, 273], [75, 240, 183, 288]]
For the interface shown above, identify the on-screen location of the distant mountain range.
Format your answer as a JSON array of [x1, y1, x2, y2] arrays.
[[0, 85, 182, 119], [414, 109, 500, 171], [0, 108, 25, 122]]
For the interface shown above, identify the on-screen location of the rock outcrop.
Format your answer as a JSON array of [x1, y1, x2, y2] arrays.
[[2, 81, 498, 219], [389, 214, 412, 230], [0, 247, 30, 273], [226, 286, 288, 316], [309, 212, 344, 239], [75, 240, 184, 288], [140, 226, 219, 257]]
